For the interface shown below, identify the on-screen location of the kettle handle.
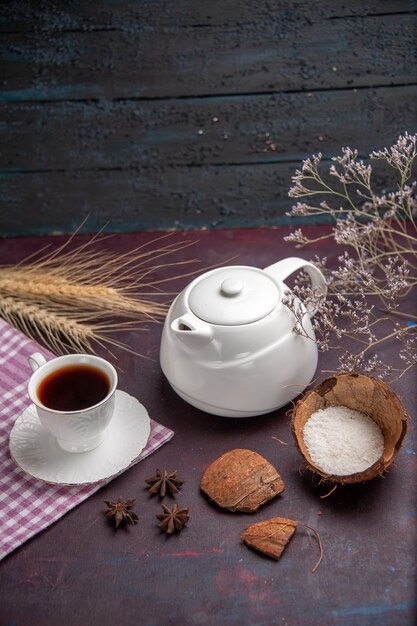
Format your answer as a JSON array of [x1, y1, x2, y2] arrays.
[[264, 257, 327, 315]]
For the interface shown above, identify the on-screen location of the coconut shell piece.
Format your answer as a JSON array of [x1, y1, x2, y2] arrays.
[[242, 517, 323, 572], [292, 373, 408, 485], [241, 517, 297, 560], [200, 448, 284, 513]]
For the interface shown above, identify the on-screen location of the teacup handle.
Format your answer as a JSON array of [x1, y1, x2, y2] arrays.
[[264, 257, 327, 316], [28, 352, 47, 372]]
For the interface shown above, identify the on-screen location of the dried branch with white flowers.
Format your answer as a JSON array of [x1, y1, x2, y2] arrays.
[[284, 132, 417, 380]]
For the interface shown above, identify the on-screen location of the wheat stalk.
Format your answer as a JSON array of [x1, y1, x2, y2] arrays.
[[0, 297, 96, 354], [0, 231, 200, 356], [0, 274, 168, 320], [0, 296, 147, 357]]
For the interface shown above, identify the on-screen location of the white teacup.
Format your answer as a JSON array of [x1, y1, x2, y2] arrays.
[[28, 352, 118, 453]]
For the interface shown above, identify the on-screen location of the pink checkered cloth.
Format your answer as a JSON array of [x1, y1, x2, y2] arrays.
[[0, 319, 174, 561]]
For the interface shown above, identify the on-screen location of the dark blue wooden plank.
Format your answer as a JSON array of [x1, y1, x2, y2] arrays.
[[1, 86, 416, 171], [0, 9, 416, 100], [0, 158, 402, 236], [1, 0, 416, 33], [0, 0, 416, 235]]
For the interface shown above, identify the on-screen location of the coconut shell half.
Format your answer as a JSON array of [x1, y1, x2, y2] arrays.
[[291, 373, 408, 484]]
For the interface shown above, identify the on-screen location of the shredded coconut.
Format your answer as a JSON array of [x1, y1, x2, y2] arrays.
[[302, 405, 384, 476]]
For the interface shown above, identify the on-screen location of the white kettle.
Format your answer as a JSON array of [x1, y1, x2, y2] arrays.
[[160, 257, 327, 417]]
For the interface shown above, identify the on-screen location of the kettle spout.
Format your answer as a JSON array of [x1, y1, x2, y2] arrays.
[[171, 314, 213, 348]]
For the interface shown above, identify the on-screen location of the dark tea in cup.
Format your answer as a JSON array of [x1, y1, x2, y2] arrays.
[[28, 352, 118, 452], [37, 364, 110, 412]]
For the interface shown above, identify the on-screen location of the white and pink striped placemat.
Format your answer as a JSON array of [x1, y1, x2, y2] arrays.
[[0, 319, 174, 560]]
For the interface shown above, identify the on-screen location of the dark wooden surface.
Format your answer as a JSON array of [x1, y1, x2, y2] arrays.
[[1, 1, 417, 235], [0, 227, 416, 626]]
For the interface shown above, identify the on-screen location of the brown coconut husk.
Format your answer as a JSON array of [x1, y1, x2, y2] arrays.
[[241, 517, 297, 560], [291, 373, 408, 485], [241, 517, 323, 572], [200, 448, 284, 513]]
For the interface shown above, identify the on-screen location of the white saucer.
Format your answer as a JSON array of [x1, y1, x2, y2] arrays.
[[9, 390, 151, 485]]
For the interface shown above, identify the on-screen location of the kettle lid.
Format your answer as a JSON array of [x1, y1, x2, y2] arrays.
[[188, 267, 279, 325]]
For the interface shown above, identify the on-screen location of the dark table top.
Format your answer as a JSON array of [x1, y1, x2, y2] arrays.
[[0, 227, 416, 626]]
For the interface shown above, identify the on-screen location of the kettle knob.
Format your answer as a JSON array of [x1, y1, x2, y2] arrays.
[[220, 278, 244, 296]]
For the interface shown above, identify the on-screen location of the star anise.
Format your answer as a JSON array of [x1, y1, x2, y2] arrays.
[[145, 469, 184, 497], [104, 498, 138, 529], [156, 503, 190, 534]]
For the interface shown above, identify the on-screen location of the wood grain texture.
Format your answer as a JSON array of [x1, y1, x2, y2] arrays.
[[0, 164, 299, 235], [2, 86, 416, 170], [1, 0, 416, 34], [0, 159, 399, 235], [0, 0, 416, 235], [1, 8, 416, 101]]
